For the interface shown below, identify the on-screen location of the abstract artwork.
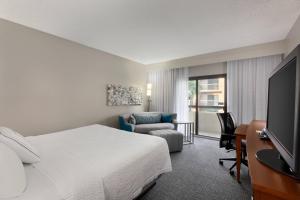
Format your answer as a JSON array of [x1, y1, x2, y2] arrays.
[[107, 84, 143, 106]]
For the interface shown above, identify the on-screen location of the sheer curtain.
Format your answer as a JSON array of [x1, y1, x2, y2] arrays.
[[147, 67, 189, 121], [227, 54, 282, 124]]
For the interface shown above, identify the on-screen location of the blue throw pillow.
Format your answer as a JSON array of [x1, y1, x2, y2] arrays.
[[134, 113, 161, 124], [161, 114, 173, 123]]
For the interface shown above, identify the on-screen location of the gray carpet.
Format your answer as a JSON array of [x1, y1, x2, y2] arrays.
[[139, 137, 251, 200]]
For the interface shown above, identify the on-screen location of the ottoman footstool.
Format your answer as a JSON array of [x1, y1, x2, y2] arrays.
[[149, 129, 183, 153]]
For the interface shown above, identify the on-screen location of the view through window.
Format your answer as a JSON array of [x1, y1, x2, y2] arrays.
[[188, 75, 226, 138]]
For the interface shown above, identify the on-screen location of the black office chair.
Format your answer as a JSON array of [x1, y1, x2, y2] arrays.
[[217, 112, 247, 175]]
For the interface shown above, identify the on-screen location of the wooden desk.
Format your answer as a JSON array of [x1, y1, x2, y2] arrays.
[[234, 124, 248, 182], [246, 120, 300, 200]]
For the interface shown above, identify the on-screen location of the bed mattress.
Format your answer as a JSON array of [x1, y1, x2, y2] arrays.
[[10, 124, 172, 200]]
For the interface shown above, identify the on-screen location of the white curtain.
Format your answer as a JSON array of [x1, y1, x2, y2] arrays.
[[227, 54, 282, 124], [147, 67, 189, 121]]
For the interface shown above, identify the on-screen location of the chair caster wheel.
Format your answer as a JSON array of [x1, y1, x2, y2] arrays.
[[230, 171, 235, 176], [219, 160, 223, 165]]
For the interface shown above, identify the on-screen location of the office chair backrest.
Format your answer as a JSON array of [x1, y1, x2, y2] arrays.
[[217, 112, 237, 135], [217, 112, 237, 149]]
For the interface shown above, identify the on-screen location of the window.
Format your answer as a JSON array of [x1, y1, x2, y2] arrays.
[[207, 95, 218, 106], [188, 74, 227, 137]]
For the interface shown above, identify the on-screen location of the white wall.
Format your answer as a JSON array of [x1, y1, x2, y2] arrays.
[[0, 19, 147, 136], [147, 40, 286, 70], [188, 62, 226, 77], [286, 15, 300, 55]]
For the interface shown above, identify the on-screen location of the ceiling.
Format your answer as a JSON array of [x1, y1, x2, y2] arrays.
[[1, 0, 300, 64]]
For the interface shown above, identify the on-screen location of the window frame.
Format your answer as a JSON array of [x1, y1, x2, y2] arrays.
[[189, 74, 227, 135]]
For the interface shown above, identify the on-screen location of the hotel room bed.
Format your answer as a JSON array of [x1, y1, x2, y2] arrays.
[[10, 124, 172, 200]]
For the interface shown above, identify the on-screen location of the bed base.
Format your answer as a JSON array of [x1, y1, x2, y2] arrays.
[[134, 175, 161, 200]]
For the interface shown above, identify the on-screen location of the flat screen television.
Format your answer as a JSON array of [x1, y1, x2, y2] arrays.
[[256, 44, 300, 179]]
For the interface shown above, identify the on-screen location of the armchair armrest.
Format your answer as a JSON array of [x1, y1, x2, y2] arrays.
[[161, 112, 177, 130], [172, 119, 178, 130], [118, 116, 135, 132]]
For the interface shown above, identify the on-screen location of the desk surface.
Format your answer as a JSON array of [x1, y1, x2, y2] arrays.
[[235, 124, 248, 136], [247, 120, 300, 200]]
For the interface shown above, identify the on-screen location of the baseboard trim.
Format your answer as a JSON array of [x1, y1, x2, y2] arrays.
[[194, 135, 219, 141]]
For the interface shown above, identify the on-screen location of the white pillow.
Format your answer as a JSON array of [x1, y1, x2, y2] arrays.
[[0, 142, 27, 198], [0, 127, 40, 163]]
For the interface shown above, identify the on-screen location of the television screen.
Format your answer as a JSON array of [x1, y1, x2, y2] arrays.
[[267, 58, 297, 157]]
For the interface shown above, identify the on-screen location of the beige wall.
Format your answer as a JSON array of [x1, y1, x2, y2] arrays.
[[0, 19, 147, 136], [188, 62, 226, 77], [286, 15, 300, 55], [2, 14, 299, 136], [147, 40, 286, 70]]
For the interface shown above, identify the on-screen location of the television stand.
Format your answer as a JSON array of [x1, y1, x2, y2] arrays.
[[244, 120, 300, 200], [256, 149, 299, 180]]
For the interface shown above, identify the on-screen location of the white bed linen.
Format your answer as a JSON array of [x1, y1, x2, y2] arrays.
[[9, 165, 61, 200], [14, 124, 172, 200]]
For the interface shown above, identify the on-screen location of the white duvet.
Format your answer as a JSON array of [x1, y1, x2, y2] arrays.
[[11, 125, 172, 200]]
